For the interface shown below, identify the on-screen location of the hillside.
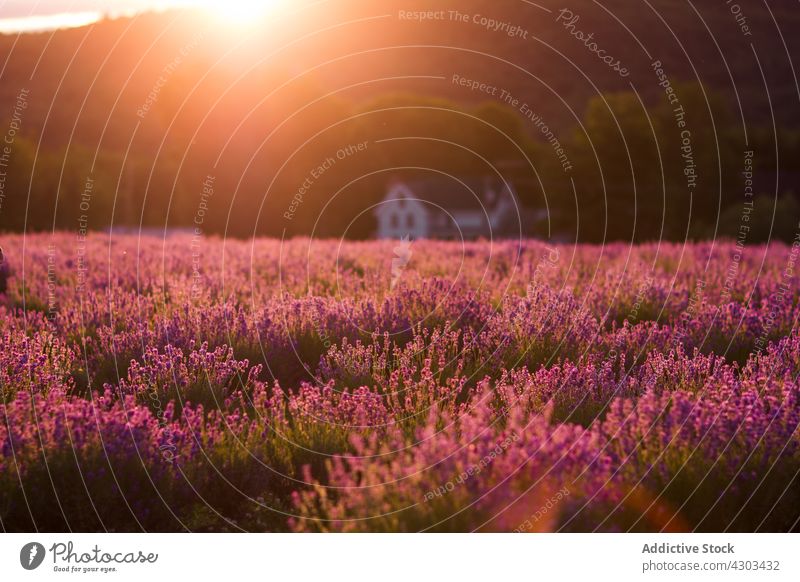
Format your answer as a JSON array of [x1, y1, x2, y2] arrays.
[[0, 0, 798, 240]]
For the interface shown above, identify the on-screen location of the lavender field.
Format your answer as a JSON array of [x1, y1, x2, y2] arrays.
[[1, 233, 799, 532]]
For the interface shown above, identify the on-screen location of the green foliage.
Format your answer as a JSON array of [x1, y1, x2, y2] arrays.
[[715, 194, 800, 243], [2, 80, 797, 242]]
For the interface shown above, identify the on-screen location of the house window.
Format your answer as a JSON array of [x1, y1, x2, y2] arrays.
[[390, 213, 399, 228], [406, 214, 415, 229]]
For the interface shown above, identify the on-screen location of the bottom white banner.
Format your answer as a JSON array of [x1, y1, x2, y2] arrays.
[[0, 533, 797, 581]]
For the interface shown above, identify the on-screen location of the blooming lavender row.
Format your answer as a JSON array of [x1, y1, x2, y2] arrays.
[[0, 234, 798, 532]]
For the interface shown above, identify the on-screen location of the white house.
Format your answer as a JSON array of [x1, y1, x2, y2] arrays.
[[374, 177, 531, 239]]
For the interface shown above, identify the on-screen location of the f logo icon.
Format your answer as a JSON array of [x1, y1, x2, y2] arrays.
[[20, 542, 46, 570]]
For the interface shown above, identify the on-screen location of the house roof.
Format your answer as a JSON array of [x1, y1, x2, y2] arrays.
[[394, 177, 515, 213]]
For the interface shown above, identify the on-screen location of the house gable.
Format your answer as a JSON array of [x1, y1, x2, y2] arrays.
[[374, 177, 525, 239], [375, 183, 429, 239]]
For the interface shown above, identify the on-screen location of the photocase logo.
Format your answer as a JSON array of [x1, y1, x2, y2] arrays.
[[390, 235, 413, 290], [20, 542, 46, 570]]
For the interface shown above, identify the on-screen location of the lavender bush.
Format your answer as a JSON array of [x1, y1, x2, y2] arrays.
[[1, 233, 798, 532]]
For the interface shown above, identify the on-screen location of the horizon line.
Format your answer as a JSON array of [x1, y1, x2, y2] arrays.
[[0, 4, 205, 35]]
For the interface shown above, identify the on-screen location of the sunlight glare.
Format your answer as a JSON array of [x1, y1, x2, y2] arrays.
[[201, 0, 283, 28]]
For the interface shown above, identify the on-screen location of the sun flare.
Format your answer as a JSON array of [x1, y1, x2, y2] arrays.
[[201, 0, 282, 27]]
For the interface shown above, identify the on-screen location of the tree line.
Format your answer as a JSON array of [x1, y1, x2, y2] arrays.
[[1, 83, 798, 242]]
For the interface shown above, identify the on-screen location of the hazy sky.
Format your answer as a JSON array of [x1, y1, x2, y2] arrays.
[[0, 1, 189, 18], [0, 0, 201, 32]]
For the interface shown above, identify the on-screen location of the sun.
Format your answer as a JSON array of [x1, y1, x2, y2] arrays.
[[200, 0, 283, 27]]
